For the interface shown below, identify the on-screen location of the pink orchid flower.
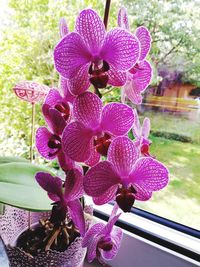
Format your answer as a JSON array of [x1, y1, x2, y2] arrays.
[[36, 89, 74, 171], [84, 136, 169, 212], [82, 205, 122, 264], [13, 80, 49, 103], [132, 110, 152, 157], [62, 92, 135, 166], [118, 7, 153, 104], [54, 9, 140, 95], [35, 169, 85, 236]]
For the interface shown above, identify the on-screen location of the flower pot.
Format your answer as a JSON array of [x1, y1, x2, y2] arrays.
[[0, 205, 92, 267]]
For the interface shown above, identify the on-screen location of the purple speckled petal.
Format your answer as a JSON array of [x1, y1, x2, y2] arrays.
[[101, 103, 134, 136], [93, 185, 118, 205], [136, 26, 151, 61], [142, 117, 151, 139], [85, 146, 101, 167], [108, 137, 140, 177], [62, 122, 93, 162], [134, 184, 152, 201], [129, 60, 152, 92], [108, 68, 127, 86], [36, 127, 57, 160], [57, 150, 75, 171], [125, 80, 143, 105], [101, 227, 123, 260], [35, 172, 63, 202], [45, 88, 63, 107], [54, 32, 91, 79], [64, 169, 84, 202], [59, 77, 76, 103], [59, 17, 69, 38], [132, 109, 141, 139], [87, 235, 101, 263], [103, 213, 121, 236], [82, 223, 104, 248], [84, 161, 120, 198], [130, 157, 169, 191], [100, 28, 139, 71], [118, 7, 129, 30], [73, 92, 102, 128], [68, 199, 85, 237], [75, 9, 106, 53], [42, 106, 66, 135], [67, 64, 90, 96]]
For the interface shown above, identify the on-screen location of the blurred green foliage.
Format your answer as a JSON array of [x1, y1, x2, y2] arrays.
[[0, 0, 199, 157]]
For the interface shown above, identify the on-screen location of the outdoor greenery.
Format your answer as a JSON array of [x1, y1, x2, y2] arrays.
[[0, 0, 199, 229]]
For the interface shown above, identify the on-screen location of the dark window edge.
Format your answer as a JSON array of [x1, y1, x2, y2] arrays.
[[94, 210, 200, 262], [110, 202, 200, 239]]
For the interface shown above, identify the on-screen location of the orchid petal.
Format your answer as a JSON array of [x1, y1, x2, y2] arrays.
[[82, 223, 104, 247], [129, 60, 152, 93], [134, 184, 152, 201], [136, 26, 151, 61], [62, 122, 93, 162], [93, 185, 118, 205], [103, 213, 121, 236], [132, 109, 141, 139], [57, 150, 75, 171], [54, 32, 91, 79], [130, 157, 169, 191], [64, 169, 84, 201], [59, 77, 76, 103], [67, 64, 90, 96], [59, 17, 69, 38], [108, 69, 127, 86], [35, 172, 62, 202], [75, 9, 106, 53], [142, 117, 151, 139], [101, 103, 134, 136], [85, 146, 101, 167], [68, 199, 85, 237], [101, 28, 139, 71], [36, 127, 58, 160], [73, 92, 102, 128], [84, 161, 120, 198], [118, 7, 129, 30], [108, 137, 140, 176], [45, 88, 63, 107], [101, 227, 123, 260], [125, 80, 143, 105], [87, 236, 101, 263], [42, 105, 66, 135]]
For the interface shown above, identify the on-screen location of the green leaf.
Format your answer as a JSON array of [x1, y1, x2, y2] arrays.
[[0, 162, 53, 211], [0, 156, 28, 165]]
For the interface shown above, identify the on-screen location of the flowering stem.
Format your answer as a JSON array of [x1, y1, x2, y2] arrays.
[[28, 102, 36, 229], [103, 0, 111, 29], [30, 102, 35, 162]]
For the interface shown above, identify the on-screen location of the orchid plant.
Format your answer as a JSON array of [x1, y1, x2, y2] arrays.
[[0, 3, 169, 266]]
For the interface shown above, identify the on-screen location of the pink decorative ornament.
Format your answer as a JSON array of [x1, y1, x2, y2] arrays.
[[13, 81, 50, 103]]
